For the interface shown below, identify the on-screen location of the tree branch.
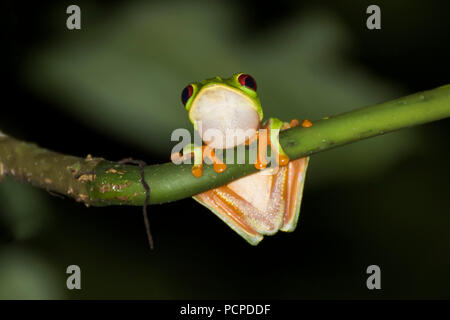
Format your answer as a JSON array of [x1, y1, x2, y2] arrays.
[[1, 84, 449, 206]]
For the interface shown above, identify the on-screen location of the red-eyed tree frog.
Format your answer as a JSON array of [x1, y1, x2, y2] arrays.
[[174, 73, 310, 245]]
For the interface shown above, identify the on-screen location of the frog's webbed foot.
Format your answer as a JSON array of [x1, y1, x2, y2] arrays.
[[254, 117, 312, 170], [171, 143, 226, 177]]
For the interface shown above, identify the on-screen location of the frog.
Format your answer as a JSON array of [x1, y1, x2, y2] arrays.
[[174, 73, 310, 245]]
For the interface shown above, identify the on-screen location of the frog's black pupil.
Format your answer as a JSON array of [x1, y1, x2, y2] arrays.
[[181, 86, 191, 105], [245, 76, 256, 90], [238, 74, 257, 91]]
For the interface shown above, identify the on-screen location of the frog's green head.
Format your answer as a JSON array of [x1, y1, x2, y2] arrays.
[[180, 73, 263, 149]]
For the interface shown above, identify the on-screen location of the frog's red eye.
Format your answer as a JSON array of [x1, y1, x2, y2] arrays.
[[181, 85, 194, 105], [238, 74, 257, 91]]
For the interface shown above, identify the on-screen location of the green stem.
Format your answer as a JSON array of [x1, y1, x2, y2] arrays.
[[1, 84, 449, 206]]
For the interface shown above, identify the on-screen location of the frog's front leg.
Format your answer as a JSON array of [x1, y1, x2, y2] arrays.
[[180, 143, 204, 177], [202, 145, 227, 174], [255, 117, 305, 170], [172, 143, 227, 177]]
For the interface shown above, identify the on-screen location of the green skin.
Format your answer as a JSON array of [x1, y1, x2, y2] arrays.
[[182, 73, 288, 169]]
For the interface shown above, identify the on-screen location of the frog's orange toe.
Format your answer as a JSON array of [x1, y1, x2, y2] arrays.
[[170, 152, 182, 163], [192, 165, 203, 178], [301, 119, 313, 128], [255, 159, 267, 170], [290, 119, 300, 128], [214, 163, 227, 173], [278, 155, 290, 166]]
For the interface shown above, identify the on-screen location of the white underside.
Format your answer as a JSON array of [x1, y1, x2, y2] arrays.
[[189, 85, 260, 149]]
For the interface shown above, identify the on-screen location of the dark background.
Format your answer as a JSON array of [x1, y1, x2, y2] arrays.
[[0, 0, 449, 299]]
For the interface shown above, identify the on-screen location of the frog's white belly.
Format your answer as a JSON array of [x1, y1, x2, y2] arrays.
[[190, 85, 260, 149]]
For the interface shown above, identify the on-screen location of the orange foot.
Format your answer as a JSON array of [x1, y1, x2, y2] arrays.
[[254, 118, 312, 171]]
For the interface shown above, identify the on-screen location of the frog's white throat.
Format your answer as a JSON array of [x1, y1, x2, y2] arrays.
[[189, 85, 260, 149]]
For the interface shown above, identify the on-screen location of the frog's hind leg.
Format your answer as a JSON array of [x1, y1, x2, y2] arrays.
[[277, 118, 310, 232], [193, 189, 264, 245], [194, 165, 289, 245], [281, 156, 309, 232]]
